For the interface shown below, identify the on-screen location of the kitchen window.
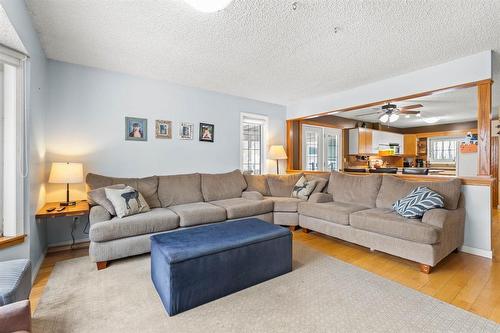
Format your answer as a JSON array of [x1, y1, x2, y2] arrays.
[[240, 113, 268, 175], [0, 46, 27, 238], [428, 137, 459, 163]]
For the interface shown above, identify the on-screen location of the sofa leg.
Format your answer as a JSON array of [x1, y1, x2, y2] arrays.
[[96, 261, 108, 270], [453, 248, 460, 253], [419, 264, 432, 274], [288, 226, 298, 232], [302, 228, 310, 233]]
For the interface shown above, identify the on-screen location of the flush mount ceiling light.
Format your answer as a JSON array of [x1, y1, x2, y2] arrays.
[[423, 117, 439, 124], [183, 0, 233, 13]]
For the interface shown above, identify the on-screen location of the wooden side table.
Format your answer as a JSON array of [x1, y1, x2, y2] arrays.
[[36, 201, 90, 248]]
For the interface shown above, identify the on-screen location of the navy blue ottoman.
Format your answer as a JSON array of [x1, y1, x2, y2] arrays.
[[150, 218, 292, 316]]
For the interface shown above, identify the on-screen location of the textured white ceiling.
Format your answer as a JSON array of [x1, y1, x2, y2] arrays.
[[25, 0, 500, 105], [0, 5, 27, 54], [335, 86, 491, 128]]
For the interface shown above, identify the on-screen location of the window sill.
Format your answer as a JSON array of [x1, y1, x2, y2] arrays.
[[0, 235, 26, 250]]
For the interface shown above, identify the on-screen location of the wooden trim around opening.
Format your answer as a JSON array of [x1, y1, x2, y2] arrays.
[[477, 82, 492, 176], [286, 169, 495, 186], [0, 234, 26, 250], [290, 79, 493, 121]]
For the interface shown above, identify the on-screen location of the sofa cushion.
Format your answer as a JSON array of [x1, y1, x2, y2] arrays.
[[376, 175, 462, 210], [349, 208, 440, 244], [210, 198, 274, 219], [327, 172, 382, 208], [201, 170, 247, 202], [305, 173, 330, 193], [89, 208, 179, 242], [244, 174, 271, 196], [158, 173, 204, 207], [88, 184, 126, 215], [86, 173, 161, 208], [168, 202, 227, 227], [267, 173, 303, 197], [298, 201, 368, 225], [267, 196, 303, 212]]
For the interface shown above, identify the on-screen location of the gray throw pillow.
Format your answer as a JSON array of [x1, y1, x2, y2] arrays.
[[291, 176, 317, 200], [88, 184, 126, 216], [105, 186, 151, 218]]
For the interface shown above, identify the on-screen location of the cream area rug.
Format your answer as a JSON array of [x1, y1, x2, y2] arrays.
[[33, 243, 500, 333]]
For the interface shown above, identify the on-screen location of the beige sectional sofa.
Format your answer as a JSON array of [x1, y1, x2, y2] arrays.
[[87, 170, 464, 273]]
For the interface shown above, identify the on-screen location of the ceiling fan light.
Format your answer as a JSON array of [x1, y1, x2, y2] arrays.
[[389, 113, 399, 123], [379, 114, 389, 123], [183, 0, 233, 12]]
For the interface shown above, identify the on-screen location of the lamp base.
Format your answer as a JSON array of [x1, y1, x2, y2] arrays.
[[60, 201, 77, 207]]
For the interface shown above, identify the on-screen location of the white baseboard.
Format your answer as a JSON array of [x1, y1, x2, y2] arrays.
[[47, 238, 89, 248], [32, 250, 46, 285], [459, 245, 493, 259]]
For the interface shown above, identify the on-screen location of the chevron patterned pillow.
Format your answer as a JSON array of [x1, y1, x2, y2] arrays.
[[393, 186, 444, 219]]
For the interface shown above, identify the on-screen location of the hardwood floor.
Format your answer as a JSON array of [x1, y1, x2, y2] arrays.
[[30, 211, 500, 323]]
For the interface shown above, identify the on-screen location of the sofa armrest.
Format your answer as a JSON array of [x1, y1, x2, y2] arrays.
[[308, 193, 333, 203], [241, 191, 264, 201], [422, 208, 464, 229], [0, 300, 31, 333], [89, 205, 112, 225], [422, 207, 465, 256]]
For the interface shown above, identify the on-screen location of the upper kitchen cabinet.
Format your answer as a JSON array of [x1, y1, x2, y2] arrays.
[[403, 134, 417, 156], [349, 128, 404, 155], [348, 128, 373, 155]]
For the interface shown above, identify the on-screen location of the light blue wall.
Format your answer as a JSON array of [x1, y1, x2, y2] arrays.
[[0, 0, 48, 274], [45, 60, 287, 246]]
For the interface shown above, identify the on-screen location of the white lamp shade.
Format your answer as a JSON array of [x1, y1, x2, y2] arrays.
[[183, 0, 233, 12], [268, 145, 288, 160], [379, 114, 389, 123], [389, 113, 399, 123], [49, 162, 83, 184]]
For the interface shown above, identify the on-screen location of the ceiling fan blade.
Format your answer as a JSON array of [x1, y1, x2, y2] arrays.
[[399, 110, 420, 115], [400, 104, 423, 110]]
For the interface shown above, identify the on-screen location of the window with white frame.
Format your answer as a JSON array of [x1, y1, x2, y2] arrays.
[[428, 137, 459, 163], [0, 46, 27, 238], [240, 113, 268, 175]]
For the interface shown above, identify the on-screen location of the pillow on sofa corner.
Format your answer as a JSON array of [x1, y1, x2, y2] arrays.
[[105, 186, 151, 218], [393, 186, 444, 219], [88, 184, 127, 216], [291, 176, 317, 200]]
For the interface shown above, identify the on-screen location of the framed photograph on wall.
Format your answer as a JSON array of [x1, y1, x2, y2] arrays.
[[125, 117, 147, 141], [156, 120, 172, 139], [179, 122, 194, 140], [199, 123, 214, 142]]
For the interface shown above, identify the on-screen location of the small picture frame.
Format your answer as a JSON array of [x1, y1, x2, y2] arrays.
[[156, 120, 172, 139], [125, 117, 147, 141], [199, 123, 214, 142], [179, 122, 194, 140]]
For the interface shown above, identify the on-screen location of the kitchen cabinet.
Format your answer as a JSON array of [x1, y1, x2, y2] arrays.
[[403, 134, 417, 156], [349, 128, 405, 155], [348, 128, 373, 155]]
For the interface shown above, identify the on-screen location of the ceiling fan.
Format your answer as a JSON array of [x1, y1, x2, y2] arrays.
[[357, 103, 423, 123]]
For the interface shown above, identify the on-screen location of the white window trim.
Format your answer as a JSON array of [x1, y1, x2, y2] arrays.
[[240, 112, 268, 175], [427, 136, 460, 164], [1, 44, 27, 237]]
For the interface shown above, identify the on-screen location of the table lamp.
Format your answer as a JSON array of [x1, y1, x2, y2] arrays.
[[268, 145, 288, 174], [49, 162, 83, 206]]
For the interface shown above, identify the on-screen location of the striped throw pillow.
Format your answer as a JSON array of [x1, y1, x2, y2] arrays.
[[393, 186, 444, 219]]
